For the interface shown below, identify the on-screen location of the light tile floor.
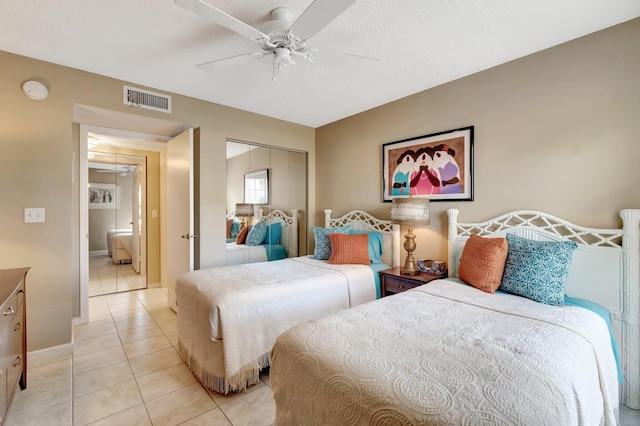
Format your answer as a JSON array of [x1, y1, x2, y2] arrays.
[[5, 287, 640, 425], [6, 288, 275, 426], [89, 254, 147, 297]]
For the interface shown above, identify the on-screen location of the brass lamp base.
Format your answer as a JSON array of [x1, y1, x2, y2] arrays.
[[401, 225, 420, 275], [401, 260, 420, 275]]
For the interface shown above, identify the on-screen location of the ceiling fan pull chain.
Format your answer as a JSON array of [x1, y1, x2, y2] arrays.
[[272, 53, 277, 82]]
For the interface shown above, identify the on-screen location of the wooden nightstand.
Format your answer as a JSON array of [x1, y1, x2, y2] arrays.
[[379, 267, 446, 297]]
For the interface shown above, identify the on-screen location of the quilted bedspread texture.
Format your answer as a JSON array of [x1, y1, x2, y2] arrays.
[[271, 279, 618, 425]]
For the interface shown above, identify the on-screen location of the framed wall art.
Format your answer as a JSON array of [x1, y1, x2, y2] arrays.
[[89, 183, 120, 209], [382, 126, 474, 202]]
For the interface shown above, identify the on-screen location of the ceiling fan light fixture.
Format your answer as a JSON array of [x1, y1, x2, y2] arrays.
[[274, 47, 295, 68]]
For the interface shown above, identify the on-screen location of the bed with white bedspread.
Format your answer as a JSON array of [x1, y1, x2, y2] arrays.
[[176, 209, 400, 394], [270, 208, 640, 424], [106, 228, 133, 264]]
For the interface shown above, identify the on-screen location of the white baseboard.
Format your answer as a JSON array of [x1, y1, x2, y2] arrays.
[[28, 343, 73, 368]]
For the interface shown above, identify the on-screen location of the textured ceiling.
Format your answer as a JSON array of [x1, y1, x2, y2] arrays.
[[1, 0, 639, 128]]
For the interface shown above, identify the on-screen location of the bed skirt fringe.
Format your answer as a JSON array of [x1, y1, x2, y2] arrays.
[[178, 340, 270, 394]]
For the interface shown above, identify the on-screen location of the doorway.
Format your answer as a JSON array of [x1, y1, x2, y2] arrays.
[[79, 124, 170, 323]]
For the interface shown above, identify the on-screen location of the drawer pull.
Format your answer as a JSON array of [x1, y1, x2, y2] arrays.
[[399, 285, 405, 289], [3, 306, 14, 316], [13, 322, 21, 332], [12, 356, 21, 368]]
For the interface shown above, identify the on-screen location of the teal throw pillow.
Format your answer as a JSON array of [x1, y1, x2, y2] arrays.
[[312, 226, 349, 260], [347, 230, 384, 264], [246, 221, 268, 246], [263, 222, 282, 245], [499, 233, 577, 306], [230, 220, 241, 238]]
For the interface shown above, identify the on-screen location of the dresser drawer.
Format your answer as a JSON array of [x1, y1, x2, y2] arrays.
[[6, 305, 24, 404], [0, 287, 20, 333]]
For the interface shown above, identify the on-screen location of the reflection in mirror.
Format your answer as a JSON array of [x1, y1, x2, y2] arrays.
[[244, 169, 269, 204], [88, 151, 147, 296], [226, 140, 307, 266]]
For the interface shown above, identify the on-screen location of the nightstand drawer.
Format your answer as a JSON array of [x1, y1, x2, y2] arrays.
[[384, 277, 420, 294], [379, 267, 446, 297]]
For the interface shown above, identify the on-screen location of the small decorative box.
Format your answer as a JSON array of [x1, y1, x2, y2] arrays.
[[417, 260, 447, 275]]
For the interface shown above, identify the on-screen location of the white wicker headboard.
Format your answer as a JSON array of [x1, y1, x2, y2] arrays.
[[323, 209, 400, 268], [447, 208, 640, 409], [258, 209, 298, 258]]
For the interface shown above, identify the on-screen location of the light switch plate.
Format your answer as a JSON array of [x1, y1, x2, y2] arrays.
[[24, 208, 45, 223]]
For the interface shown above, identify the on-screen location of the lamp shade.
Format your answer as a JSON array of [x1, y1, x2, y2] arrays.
[[391, 198, 430, 226], [235, 203, 254, 216]]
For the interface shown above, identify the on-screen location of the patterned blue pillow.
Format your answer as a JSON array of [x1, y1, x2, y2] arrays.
[[246, 221, 268, 246], [312, 226, 349, 260], [500, 233, 578, 306]]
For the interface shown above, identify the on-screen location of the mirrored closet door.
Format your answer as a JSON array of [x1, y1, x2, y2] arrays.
[[88, 151, 147, 295], [226, 140, 307, 265]]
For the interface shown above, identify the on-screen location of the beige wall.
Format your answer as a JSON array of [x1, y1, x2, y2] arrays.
[[316, 18, 640, 264], [0, 51, 314, 351]]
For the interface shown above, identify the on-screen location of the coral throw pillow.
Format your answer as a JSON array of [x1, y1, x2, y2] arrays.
[[236, 226, 249, 244], [226, 219, 233, 238], [328, 233, 370, 265], [458, 234, 508, 293]]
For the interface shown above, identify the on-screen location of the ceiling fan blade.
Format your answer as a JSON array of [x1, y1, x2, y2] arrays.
[[197, 52, 266, 72], [175, 0, 267, 40], [290, 0, 357, 40]]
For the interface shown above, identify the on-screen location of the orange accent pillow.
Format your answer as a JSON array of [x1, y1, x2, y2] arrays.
[[226, 219, 233, 238], [458, 234, 508, 293], [236, 226, 249, 244], [328, 233, 371, 265]]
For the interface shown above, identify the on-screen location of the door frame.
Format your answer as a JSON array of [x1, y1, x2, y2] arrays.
[[77, 124, 170, 323]]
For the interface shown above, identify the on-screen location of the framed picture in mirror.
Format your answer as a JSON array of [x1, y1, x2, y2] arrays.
[[89, 183, 120, 209], [244, 169, 269, 204]]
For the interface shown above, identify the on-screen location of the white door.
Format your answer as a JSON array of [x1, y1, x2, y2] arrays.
[[131, 162, 146, 275], [164, 128, 195, 311]]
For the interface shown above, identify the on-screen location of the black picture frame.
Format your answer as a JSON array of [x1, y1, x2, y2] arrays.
[[382, 126, 474, 202]]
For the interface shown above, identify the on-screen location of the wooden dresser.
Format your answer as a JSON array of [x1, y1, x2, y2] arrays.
[[0, 268, 28, 425]]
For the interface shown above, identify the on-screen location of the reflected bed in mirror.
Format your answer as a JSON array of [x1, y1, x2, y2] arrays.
[[225, 209, 298, 266]]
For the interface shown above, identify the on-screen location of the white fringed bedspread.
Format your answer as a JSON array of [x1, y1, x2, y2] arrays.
[[176, 256, 377, 393], [225, 243, 268, 266], [271, 279, 619, 426]]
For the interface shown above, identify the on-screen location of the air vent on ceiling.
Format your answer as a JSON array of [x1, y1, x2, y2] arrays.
[[123, 85, 172, 113]]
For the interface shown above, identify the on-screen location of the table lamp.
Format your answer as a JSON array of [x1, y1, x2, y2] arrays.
[[391, 197, 430, 275], [235, 203, 254, 228]]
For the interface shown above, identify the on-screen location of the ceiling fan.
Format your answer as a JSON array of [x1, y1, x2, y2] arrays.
[[175, 0, 375, 80], [91, 163, 137, 176]]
